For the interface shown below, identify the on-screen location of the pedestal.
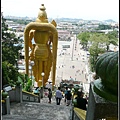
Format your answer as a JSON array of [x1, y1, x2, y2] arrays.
[[86, 82, 118, 120]]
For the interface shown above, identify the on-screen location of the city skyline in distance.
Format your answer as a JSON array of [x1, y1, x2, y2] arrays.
[[1, 0, 119, 22], [3, 15, 118, 24]]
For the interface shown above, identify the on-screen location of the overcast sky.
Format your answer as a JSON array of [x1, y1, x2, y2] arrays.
[[1, 0, 119, 22]]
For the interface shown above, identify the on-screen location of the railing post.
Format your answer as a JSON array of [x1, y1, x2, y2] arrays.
[[5, 96, 10, 114], [71, 105, 74, 120], [15, 84, 22, 103]]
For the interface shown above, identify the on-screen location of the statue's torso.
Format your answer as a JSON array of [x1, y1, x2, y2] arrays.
[[33, 30, 50, 60]]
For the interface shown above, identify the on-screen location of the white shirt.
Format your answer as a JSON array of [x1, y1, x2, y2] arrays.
[[56, 90, 63, 98]]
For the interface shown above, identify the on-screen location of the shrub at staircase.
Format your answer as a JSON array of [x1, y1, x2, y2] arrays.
[[23, 74, 33, 92], [2, 61, 20, 87]]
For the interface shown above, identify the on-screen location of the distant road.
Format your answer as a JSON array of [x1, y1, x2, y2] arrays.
[[55, 34, 89, 86]]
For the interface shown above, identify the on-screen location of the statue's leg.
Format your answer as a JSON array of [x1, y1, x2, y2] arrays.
[[42, 51, 53, 86], [43, 61, 48, 86], [37, 60, 43, 87], [35, 60, 41, 87]]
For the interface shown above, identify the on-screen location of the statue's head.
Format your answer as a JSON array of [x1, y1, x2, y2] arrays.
[[36, 4, 48, 23]]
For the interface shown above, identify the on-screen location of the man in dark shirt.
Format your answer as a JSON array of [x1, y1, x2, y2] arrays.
[[66, 88, 72, 106], [64, 87, 68, 102], [48, 88, 52, 103], [77, 91, 88, 110]]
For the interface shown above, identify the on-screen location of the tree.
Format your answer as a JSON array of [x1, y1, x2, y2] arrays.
[[88, 31, 118, 71], [106, 30, 118, 51], [107, 30, 118, 38], [89, 42, 106, 71], [77, 32, 90, 50], [2, 14, 23, 87], [88, 33, 107, 71], [96, 24, 112, 30], [77, 30, 118, 72], [2, 15, 23, 65], [2, 61, 19, 87]]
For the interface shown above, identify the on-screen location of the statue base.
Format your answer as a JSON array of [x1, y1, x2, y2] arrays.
[[94, 79, 117, 102], [86, 82, 118, 120]]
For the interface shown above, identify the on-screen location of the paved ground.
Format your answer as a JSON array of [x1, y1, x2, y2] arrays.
[[56, 35, 88, 84], [2, 97, 73, 120]]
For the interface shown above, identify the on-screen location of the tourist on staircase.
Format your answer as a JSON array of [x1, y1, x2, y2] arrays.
[[64, 87, 68, 103], [76, 91, 88, 111], [55, 87, 63, 105], [66, 88, 72, 106], [48, 88, 52, 103]]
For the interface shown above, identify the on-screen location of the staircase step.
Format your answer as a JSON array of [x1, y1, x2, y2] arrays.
[[2, 98, 73, 120]]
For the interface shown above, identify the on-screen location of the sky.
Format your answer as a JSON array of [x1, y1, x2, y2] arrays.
[[1, 0, 119, 22]]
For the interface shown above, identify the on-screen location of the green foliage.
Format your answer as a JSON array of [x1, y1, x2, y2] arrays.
[[25, 74, 29, 83], [2, 15, 23, 65], [2, 61, 10, 86], [107, 30, 118, 39], [106, 30, 118, 49], [88, 33, 106, 71], [88, 31, 118, 72], [96, 24, 112, 30], [17, 74, 33, 91], [2, 15, 23, 88], [17, 75, 24, 86], [77, 32, 90, 49], [89, 32, 108, 44], [23, 76, 32, 92], [2, 61, 19, 87], [89, 56, 95, 72], [89, 42, 106, 56], [78, 30, 118, 74]]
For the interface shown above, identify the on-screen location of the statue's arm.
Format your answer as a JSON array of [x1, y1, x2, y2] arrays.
[[29, 30, 35, 50], [51, 20, 57, 27], [49, 20, 57, 45], [48, 32, 53, 45]]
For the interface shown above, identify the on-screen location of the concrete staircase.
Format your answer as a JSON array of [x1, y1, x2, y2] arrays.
[[2, 97, 72, 120]]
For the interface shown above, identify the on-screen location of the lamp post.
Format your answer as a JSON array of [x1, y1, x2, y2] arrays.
[[41, 72, 45, 87], [41, 72, 45, 98]]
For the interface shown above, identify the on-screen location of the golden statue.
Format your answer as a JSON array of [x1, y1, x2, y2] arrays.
[[24, 4, 58, 87]]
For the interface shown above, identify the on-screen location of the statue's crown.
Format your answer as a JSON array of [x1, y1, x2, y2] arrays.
[[40, 4, 46, 10], [37, 4, 47, 20]]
